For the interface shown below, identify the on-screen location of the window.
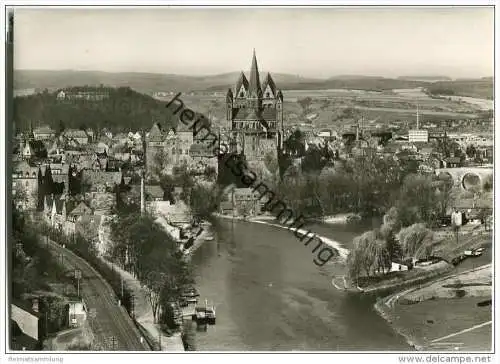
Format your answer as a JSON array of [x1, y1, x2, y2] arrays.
[[266, 92, 270, 98], [240, 92, 244, 97]]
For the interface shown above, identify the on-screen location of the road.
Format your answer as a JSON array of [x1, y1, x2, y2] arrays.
[[46, 237, 150, 351]]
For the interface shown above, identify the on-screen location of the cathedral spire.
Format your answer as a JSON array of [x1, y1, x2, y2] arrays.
[[248, 49, 262, 98]]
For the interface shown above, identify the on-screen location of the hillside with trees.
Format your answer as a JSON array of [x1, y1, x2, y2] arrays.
[[426, 78, 493, 100], [13, 86, 180, 133]]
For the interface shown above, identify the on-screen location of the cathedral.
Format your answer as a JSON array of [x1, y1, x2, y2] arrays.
[[226, 50, 284, 164]]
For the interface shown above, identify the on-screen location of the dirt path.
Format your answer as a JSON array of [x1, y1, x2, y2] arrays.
[[102, 260, 185, 351]]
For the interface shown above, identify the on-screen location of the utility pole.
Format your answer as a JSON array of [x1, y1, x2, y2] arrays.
[[121, 276, 124, 299], [159, 332, 162, 351], [75, 269, 82, 298], [130, 294, 135, 319], [45, 311, 48, 338]]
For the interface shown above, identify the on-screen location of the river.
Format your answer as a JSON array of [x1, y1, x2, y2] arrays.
[[185, 219, 410, 351]]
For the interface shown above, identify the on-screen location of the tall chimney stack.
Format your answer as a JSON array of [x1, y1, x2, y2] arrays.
[[416, 103, 420, 130]]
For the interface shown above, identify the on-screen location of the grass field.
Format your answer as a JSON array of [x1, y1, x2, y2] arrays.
[[394, 297, 492, 351], [157, 87, 490, 132]]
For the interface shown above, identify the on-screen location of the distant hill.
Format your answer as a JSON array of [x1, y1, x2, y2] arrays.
[[327, 75, 385, 80], [426, 79, 494, 100], [206, 76, 431, 92], [398, 75, 452, 82], [14, 69, 320, 95], [14, 69, 493, 100], [13, 86, 180, 133]]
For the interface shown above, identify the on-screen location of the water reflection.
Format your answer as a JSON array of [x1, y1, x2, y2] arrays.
[[188, 219, 409, 351]]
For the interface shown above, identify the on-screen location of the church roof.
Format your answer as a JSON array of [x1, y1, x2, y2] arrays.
[[232, 108, 248, 120], [68, 201, 91, 216], [33, 125, 55, 134], [261, 73, 277, 97], [248, 50, 262, 98], [81, 170, 123, 186], [148, 122, 164, 141], [235, 72, 249, 94], [246, 108, 260, 120], [226, 88, 233, 101], [261, 108, 277, 121]]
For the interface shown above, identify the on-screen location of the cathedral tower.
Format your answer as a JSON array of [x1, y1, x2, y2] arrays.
[[226, 50, 285, 161]]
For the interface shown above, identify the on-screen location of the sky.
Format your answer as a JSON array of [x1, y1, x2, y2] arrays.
[[13, 7, 494, 79]]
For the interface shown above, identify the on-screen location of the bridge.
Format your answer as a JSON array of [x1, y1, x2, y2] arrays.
[[435, 167, 493, 191]]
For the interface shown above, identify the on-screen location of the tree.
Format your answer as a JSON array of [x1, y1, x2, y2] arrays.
[[301, 145, 328, 173], [203, 166, 217, 181], [109, 211, 192, 325], [396, 174, 439, 227], [263, 152, 279, 186], [159, 174, 175, 202], [483, 174, 493, 192], [466, 144, 477, 159], [144, 271, 170, 323], [297, 97, 312, 115], [151, 149, 170, 180], [396, 223, 434, 259], [385, 231, 403, 262], [57, 120, 65, 136], [284, 130, 306, 157], [434, 175, 454, 218], [189, 183, 220, 221], [477, 208, 492, 231]]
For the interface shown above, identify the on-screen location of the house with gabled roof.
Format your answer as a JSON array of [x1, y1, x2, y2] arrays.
[[11, 298, 42, 350], [33, 125, 56, 141], [65, 201, 93, 235], [81, 170, 123, 193], [63, 129, 90, 145]]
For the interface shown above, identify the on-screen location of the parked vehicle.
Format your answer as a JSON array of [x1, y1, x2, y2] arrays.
[[464, 247, 484, 257]]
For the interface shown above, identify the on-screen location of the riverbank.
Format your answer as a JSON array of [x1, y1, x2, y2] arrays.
[[315, 213, 362, 225], [183, 225, 213, 257], [213, 213, 350, 259], [375, 264, 492, 351], [102, 260, 185, 351]]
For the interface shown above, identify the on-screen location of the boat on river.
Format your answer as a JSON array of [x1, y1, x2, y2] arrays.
[[192, 300, 216, 325], [180, 286, 200, 306]]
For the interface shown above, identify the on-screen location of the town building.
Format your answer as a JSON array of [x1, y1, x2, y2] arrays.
[[12, 161, 41, 210], [67, 300, 87, 328], [226, 50, 284, 165], [408, 129, 429, 143], [219, 187, 263, 217], [63, 129, 90, 145], [11, 299, 41, 350], [33, 125, 56, 141], [145, 122, 197, 177], [57, 89, 110, 101]]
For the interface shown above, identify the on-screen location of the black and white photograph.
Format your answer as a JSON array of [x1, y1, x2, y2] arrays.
[[1, 2, 496, 361]]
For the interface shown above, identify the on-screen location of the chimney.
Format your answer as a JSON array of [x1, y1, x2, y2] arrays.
[[32, 298, 39, 313], [140, 172, 145, 215], [416, 103, 420, 130]]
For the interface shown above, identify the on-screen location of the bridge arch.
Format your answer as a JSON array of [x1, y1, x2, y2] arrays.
[[462, 173, 482, 191]]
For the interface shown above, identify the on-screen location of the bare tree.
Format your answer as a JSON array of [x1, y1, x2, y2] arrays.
[[144, 271, 171, 323]]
